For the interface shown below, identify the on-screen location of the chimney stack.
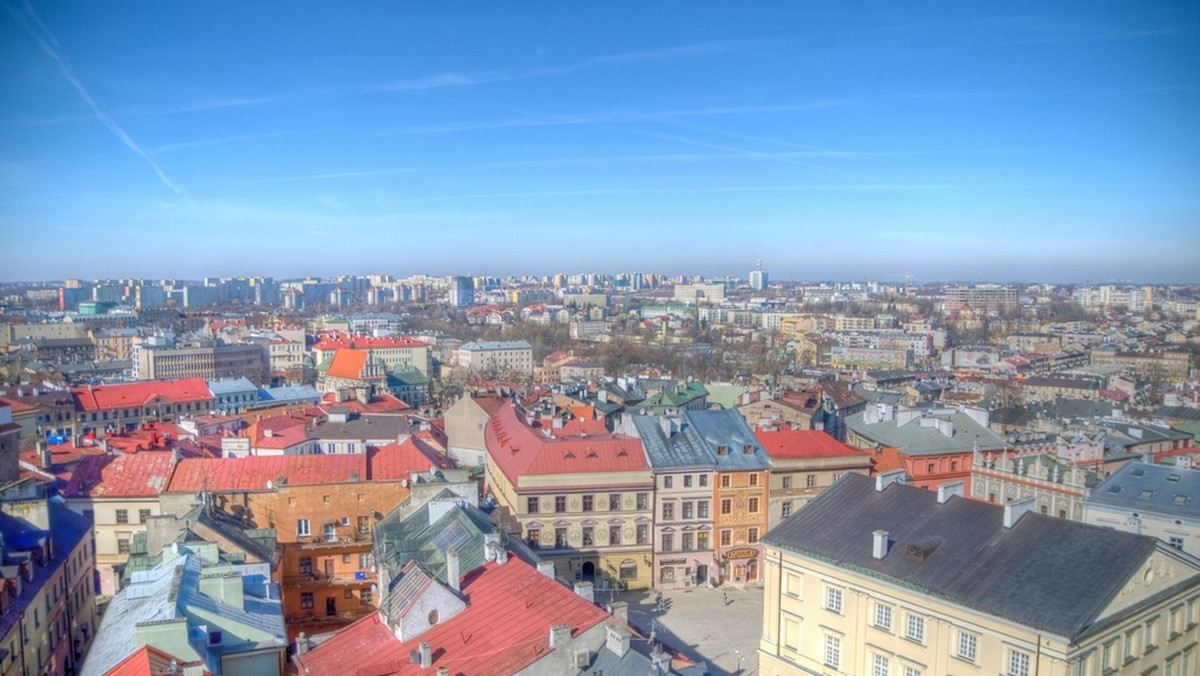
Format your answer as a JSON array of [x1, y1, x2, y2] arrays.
[[1003, 496, 1037, 528], [549, 623, 571, 649], [875, 469, 905, 492], [419, 642, 431, 668], [447, 551, 460, 592], [937, 480, 964, 504], [872, 530, 889, 559], [37, 441, 52, 469], [295, 632, 309, 656]]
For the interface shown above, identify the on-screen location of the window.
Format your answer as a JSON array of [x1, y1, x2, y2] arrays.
[[359, 553, 373, 568], [1009, 650, 1030, 676], [807, 474, 817, 488], [682, 502, 693, 519], [721, 499, 732, 515], [824, 635, 840, 668], [697, 532, 709, 550], [115, 509, 128, 525], [748, 528, 759, 544], [609, 493, 621, 511], [297, 519, 311, 537], [663, 476, 673, 489], [326, 597, 336, 616], [361, 588, 372, 605], [637, 493, 648, 510], [299, 557, 312, 574], [555, 495, 566, 513], [781, 501, 793, 518], [717, 445, 728, 455], [344, 589, 353, 599], [906, 614, 924, 643], [748, 497, 759, 513], [300, 592, 314, 609], [927, 463, 936, 473], [904, 667, 921, 676], [782, 476, 792, 489], [699, 475, 708, 487], [662, 503, 674, 520], [528, 529, 540, 549], [721, 475, 731, 487], [342, 553, 352, 564], [683, 475, 692, 487], [662, 534, 673, 552], [582, 495, 594, 512], [749, 473, 758, 486], [620, 560, 638, 580], [957, 632, 977, 662], [324, 523, 336, 542], [875, 603, 892, 631], [208, 630, 222, 646], [555, 527, 568, 548], [138, 509, 151, 524], [527, 497, 539, 514], [1145, 619, 1156, 650], [1170, 536, 1185, 551], [720, 530, 731, 546], [682, 533, 693, 551], [698, 501, 709, 518], [358, 516, 370, 533], [636, 525, 649, 544], [1102, 641, 1114, 670], [609, 526, 621, 545], [117, 539, 130, 554], [1124, 629, 1136, 657], [873, 654, 889, 676], [826, 587, 842, 614], [582, 526, 594, 546]]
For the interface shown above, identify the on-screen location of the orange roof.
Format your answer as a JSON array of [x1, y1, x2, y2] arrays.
[[72, 378, 214, 412], [485, 400, 648, 486], [756, 427, 870, 460], [63, 452, 176, 499], [296, 557, 608, 676], [167, 454, 368, 493], [325, 349, 373, 380], [105, 645, 210, 676], [312, 333, 427, 350], [368, 438, 455, 480]]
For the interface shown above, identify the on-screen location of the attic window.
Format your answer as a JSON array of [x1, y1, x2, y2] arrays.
[[743, 445, 752, 454], [906, 538, 941, 562], [717, 446, 727, 455], [1167, 474, 1181, 482], [1130, 469, 1145, 477], [1174, 495, 1188, 505], [1107, 486, 1121, 494], [1138, 490, 1154, 499]]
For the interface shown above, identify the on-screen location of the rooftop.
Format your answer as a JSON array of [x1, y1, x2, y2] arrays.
[[1087, 462, 1200, 519]]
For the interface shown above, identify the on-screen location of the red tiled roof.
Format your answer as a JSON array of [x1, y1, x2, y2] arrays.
[[320, 394, 410, 415], [312, 333, 428, 350], [326, 349, 373, 381], [0, 397, 34, 413], [296, 556, 609, 676], [485, 400, 647, 486], [63, 452, 176, 498], [166, 454, 368, 493], [72, 378, 214, 412], [104, 645, 210, 676], [368, 438, 455, 480], [471, 393, 507, 417], [755, 427, 869, 460], [19, 441, 106, 469]]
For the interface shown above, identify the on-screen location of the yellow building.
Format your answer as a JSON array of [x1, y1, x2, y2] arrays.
[[759, 473, 1200, 676], [484, 400, 655, 589]]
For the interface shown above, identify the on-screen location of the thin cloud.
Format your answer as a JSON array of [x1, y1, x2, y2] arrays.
[[7, 0, 183, 195]]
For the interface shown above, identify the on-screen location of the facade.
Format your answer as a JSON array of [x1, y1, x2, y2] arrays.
[[754, 426, 872, 528], [62, 451, 176, 596], [208, 377, 259, 413], [456, 340, 534, 379], [970, 449, 1093, 521], [0, 479, 98, 676], [484, 400, 655, 590], [1085, 462, 1200, 558], [70, 379, 216, 436], [448, 275, 474, 307], [759, 473, 1200, 676], [696, 410, 771, 585], [442, 392, 506, 466], [310, 334, 431, 377], [943, 284, 1019, 313], [624, 415, 716, 590]]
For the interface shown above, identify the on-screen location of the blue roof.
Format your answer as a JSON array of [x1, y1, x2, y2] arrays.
[[630, 416, 713, 470], [207, 377, 257, 395], [1087, 462, 1200, 519], [258, 385, 321, 402], [684, 409, 772, 471]]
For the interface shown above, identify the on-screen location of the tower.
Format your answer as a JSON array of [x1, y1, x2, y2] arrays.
[[749, 258, 768, 291]]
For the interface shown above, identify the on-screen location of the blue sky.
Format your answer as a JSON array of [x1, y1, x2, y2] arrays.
[[1, 1, 1197, 283]]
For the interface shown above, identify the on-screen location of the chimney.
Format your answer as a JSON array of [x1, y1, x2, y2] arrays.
[[447, 551, 460, 592], [875, 469, 905, 492], [437, 669, 449, 676], [605, 625, 632, 657], [549, 623, 571, 649], [295, 632, 309, 656], [609, 600, 629, 623], [1003, 497, 1036, 528], [937, 481, 964, 503], [418, 641, 431, 669], [537, 561, 556, 579], [872, 530, 889, 559], [37, 441, 51, 469]]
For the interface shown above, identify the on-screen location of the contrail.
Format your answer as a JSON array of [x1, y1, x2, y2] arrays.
[[9, 0, 183, 195]]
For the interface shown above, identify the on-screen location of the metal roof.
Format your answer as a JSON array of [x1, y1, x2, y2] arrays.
[[1087, 462, 1200, 519]]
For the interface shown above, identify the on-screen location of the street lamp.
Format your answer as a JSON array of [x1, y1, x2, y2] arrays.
[[734, 649, 744, 674]]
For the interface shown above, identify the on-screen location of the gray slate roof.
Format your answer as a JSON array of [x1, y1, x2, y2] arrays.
[[684, 409, 771, 471], [1087, 462, 1200, 519], [846, 410, 1006, 455], [762, 474, 1167, 641], [631, 416, 713, 470]]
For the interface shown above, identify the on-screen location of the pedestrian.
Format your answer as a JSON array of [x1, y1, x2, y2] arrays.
[[655, 592, 664, 612], [722, 591, 728, 606]]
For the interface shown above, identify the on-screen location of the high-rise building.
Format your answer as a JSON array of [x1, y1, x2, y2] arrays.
[[750, 258, 768, 291], [449, 276, 475, 307]]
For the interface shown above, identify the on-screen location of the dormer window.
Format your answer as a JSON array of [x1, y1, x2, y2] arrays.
[[717, 446, 727, 455]]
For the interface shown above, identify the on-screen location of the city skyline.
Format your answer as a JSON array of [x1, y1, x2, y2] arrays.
[[2, 2, 1197, 283]]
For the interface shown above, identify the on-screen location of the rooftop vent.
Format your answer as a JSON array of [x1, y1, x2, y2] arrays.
[[906, 537, 941, 562]]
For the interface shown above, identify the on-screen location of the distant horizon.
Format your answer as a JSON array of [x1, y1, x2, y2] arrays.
[[3, 3, 1197, 282]]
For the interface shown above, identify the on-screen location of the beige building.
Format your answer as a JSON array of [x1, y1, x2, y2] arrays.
[[969, 449, 1093, 521], [456, 340, 533, 379], [759, 473, 1200, 676]]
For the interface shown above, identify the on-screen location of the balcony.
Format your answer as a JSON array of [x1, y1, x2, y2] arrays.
[[283, 571, 376, 587]]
